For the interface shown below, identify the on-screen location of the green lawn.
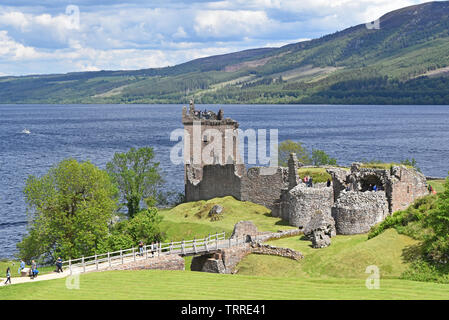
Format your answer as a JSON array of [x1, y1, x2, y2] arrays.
[[0, 260, 55, 278], [428, 180, 446, 194], [236, 229, 420, 279], [159, 196, 295, 241], [1, 269, 449, 300]]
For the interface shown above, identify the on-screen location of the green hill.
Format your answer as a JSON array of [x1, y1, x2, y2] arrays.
[[2, 1, 449, 105]]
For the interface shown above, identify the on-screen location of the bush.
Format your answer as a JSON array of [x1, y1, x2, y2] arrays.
[[98, 207, 165, 253], [422, 177, 449, 263], [368, 195, 438, 240]]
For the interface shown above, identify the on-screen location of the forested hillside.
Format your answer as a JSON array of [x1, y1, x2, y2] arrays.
[[1, 1, 449, 104]]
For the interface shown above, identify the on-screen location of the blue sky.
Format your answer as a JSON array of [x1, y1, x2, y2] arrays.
[[0, 0, 430, 76]]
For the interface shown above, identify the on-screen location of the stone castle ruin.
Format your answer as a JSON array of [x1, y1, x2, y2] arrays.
[[182, 103, 429, 235]]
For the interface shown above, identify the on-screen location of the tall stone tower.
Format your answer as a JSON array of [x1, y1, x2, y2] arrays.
[[182, 101, 245, 199]]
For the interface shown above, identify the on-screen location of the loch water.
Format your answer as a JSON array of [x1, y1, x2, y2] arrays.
[[1, 104, 448, 258]]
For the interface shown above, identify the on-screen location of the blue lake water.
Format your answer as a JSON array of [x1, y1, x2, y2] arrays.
[[1, 104, 449, 259]]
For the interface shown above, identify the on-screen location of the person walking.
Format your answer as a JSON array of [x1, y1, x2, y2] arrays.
[[18, 259, 25, 275], [55, 257, 63, 273], [4, 267, 11, 285], [138, 241, 144, 256]]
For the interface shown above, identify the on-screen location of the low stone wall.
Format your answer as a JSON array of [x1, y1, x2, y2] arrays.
[[250, 242, 303, 261], [103, 254, 185, 272], [254, 228, 301, 242]]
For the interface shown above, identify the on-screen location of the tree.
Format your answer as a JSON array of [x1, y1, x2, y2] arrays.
[[311, 149, 338, 166], [278, 140, 311, 167], [17, 159, 118, 262], [106, 147, 163, 218]]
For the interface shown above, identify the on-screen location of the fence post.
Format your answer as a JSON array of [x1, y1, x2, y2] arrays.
[[120, 249, 123, 264], [133, 247, 136, 261], [82, 256, 85, 273], [108, 252, 111, 267], [69, 258, 72, 276], [145, 245, 148, 259], [215, 232, 219, 250], [205, 236, 209, 252], [181, 240, 185, 255], [193, 238, 197, 254], [158, 242, 162, 255], [95, 253, 98, 270]]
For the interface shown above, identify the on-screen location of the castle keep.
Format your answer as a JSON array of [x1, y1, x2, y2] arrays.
[[182, 104, 429, 235]]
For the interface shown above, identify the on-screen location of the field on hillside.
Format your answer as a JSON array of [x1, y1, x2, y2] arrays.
[[1, 269, 449, 300]]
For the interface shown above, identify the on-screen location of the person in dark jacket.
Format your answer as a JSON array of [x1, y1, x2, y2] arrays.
[[4, 267, 11, 285], [55, 257, 63, 273]]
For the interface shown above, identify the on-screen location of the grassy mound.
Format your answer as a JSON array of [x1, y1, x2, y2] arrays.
[[159, 196, 295, 241], [236, 229, 419, 279], [1, 269, 449, 300]]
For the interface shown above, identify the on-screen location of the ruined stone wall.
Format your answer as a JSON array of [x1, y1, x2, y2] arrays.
[[103, 255, 185, 272], [389, 166, 429, 213], [327, 164, 429, 214], [220, 245, 252, 274], [288, 184, 334, 228], [250, 242, 303, 261], [332, 191, 389, 235], [185, 164, 242, 202], [240, 167, 288, 212], [230, 221, 259, 240]]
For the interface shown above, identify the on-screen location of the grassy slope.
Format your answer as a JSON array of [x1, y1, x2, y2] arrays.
[[1, 269, 449, 300], [428, 180, 446, 193], [237, 229, 419, 279], [158, 196, 295, 241]]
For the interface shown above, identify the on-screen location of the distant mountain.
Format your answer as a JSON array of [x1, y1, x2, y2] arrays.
[[2, 1, 449, 104]]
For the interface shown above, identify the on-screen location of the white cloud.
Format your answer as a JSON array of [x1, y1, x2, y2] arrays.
[[0, 0, 432, 75], [0, 30, 41, 60], [193, 10, 273, 38]]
